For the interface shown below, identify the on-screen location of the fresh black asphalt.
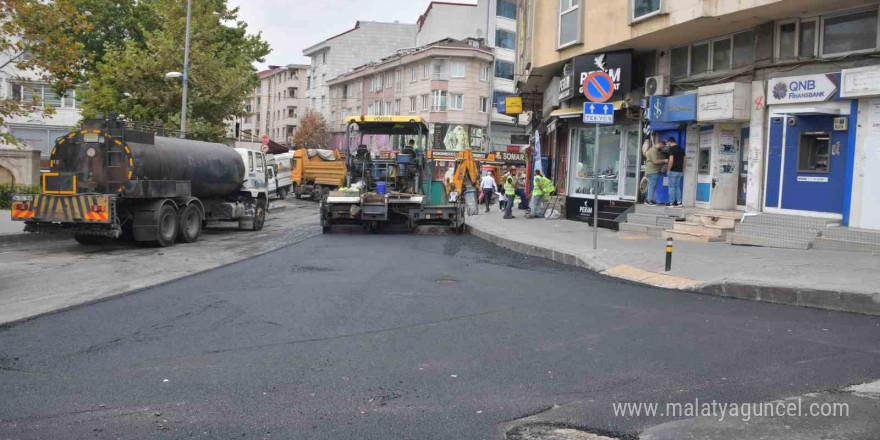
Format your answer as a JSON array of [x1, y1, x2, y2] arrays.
[[1, 231, 879, 439]]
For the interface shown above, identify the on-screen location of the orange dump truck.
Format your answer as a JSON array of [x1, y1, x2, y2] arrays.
[[291, 148, 347, 201]]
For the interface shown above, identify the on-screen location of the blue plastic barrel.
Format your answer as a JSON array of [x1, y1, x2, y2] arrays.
[[376, 181, 387, 195]]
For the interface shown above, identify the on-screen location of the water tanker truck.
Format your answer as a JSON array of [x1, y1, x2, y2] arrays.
[[9, 118, 270, 247]]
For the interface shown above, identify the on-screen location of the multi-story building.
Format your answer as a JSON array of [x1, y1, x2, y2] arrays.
[[303, 21, 417, 123], [237, 64, 308, 145], [517, 0, 880, 242], [326, 38, 494, 152], [416, 1, 526, 151]]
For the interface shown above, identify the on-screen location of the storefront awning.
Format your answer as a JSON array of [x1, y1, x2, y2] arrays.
[[549, 101, 625, 119]]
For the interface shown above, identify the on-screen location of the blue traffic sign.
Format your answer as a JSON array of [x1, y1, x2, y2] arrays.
[[583, 102, 614, 124]]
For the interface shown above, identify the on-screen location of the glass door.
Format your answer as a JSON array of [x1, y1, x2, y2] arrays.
[[622, 127, 639, 199], [737, 127, 749, 207]]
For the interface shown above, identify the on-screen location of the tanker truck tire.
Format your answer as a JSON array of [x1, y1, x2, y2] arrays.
[[155, 204, 179, 247], [177, 204, 202, 244], [244, 198, 266, 231]]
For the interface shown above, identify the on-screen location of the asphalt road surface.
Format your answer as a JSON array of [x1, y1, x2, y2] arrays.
[[1, 231, 879, 439]]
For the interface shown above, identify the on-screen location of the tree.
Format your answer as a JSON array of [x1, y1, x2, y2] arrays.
[[82, 0, 269, 141], [0, 0, 92, 146], [293, 110, 330, 149]]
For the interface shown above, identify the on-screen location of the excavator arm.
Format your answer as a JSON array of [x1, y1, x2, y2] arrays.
[[452, 150, 479, 195]]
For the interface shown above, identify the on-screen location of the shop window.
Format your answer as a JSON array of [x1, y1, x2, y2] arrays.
[[822, 8, 878, 56], [670, 46, 689, 79], [690, 42, 709, 75], [797, 132, 830, 173], [698, 147, 711, 174], [632, 0, 661, 22]]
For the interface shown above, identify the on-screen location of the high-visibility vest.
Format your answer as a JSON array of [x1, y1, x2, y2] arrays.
[[532, 176, 544, 196], [504, 175, 515, 195], [542, 176, 556, 194]]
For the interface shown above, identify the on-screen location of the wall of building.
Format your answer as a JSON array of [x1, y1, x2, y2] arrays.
[[0, 149, 41, 186], [238, 64, 309, 145], [417, 3, 482, 46], [304, 21, 417, 122]]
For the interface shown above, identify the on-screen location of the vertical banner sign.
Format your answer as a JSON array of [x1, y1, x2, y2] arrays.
[[533, 130, 543, 175]]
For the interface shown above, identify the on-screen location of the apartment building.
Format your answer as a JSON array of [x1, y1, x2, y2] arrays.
[[517, 0, 880, 242], [417, 1, 526, 151], [326, 38, 494, 152], [237, 64, 308, 145], [303, 21, 417, 123]]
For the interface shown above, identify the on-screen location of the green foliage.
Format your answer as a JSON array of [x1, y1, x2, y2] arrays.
[[0, 184, 40, 210], [82, 0, 270, 141]]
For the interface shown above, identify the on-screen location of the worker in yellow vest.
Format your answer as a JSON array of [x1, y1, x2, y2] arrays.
[[503, 166, 517, 219], [529, 169, 553, 218]]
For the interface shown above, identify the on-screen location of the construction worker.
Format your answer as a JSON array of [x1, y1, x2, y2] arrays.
[[503, 166, 517, 219], [529, 169, 550, 218]]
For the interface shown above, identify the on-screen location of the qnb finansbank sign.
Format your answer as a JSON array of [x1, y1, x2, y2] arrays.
[[767, 73, 840, 105]]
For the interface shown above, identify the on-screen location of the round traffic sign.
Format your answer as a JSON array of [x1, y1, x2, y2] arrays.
[[583, 71, 615, 103]]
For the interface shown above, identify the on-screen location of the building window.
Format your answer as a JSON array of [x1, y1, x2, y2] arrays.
[[479, 96, 489, 113], [421, 94, 429, 111], [385, 72, 393, 89], [450, 93, 464, 110], [496, 29, 516, 50], [322, 52, 326, 64], [396, 69, 403, 90], [431, 90, 448, 112], [409, 96, 417, 112], [798, 132, 831, 173], [732, 29, 757, 66], [690, 42, 709, 76], [451, 61, 466, 78], [394, 99, 401, 114], [495, 60, 514, 80], [432, 59, 449, 79], [712, 37, 731, 71], [799, 19, 818, 58], [16, 83, 65, 108], [497, 0, 516, 20], [342, 84, 348, 100], [558, 0, 580, 48], [778, 21, 797, 59], [479, 65, 489, 81], [423, 63, 430, 79], [385, 101, 392, 115], [821, 7, 878, 56], [632, 0, 661, 22], [410, 67, 418, 82]]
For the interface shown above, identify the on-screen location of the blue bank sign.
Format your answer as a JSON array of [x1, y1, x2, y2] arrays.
[[767, 73, 840, 105], [648, 94, 698, 124]]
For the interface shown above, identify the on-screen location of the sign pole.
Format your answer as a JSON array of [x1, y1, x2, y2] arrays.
[[593, 123, 599, 250]]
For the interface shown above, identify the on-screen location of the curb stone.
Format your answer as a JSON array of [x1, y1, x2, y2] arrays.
[[466, 223, 880, 317]]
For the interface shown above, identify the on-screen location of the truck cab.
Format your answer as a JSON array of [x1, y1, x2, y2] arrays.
[[236, 148, 269, 199]]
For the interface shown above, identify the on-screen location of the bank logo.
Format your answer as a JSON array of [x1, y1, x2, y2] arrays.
[[772, 82, 788, 100]]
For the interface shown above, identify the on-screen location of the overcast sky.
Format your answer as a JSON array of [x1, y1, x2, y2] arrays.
[[228, 0, 477, 70]]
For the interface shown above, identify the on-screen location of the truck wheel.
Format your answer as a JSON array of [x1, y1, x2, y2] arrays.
[[155, 204, 179, 247], [177, 204, 202, 243], [251, 198, 266, 231], [294, 184, 303, 199], [74, 234, 110, 245], [278, 187, 288, 200]]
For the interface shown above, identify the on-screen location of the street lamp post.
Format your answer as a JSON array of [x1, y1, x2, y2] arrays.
[[179, 0, 193, 138]]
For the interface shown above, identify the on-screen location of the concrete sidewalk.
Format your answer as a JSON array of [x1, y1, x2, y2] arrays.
[[466, 210, 880, 316], [0, 210, 24, 235]]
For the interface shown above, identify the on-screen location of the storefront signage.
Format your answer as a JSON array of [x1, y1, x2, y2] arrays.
[[559, 62, 575, 101], [841, 65, 880, 98], [430, 123, 487, 151], [506, 145, 521, 152], [505, 96, 523, 114], [499, 152, 526, 163], [510, 134, 529, 145], [797, 176, 829, 183], [560, 51, 632, 103], [648, 94, 697, 123], [697, 82, 751, 122], [767, 73, 839, 105]]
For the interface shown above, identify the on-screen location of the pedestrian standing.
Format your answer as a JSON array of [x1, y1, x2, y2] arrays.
[[515, 171, 529, 210], [645, 140, 668, 206], [503, 167, 517, 219], [480, 171, 497, 213], [666, 137, 686, 207]]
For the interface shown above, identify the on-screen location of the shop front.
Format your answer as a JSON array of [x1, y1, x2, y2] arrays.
[[841, 65, 880, 230], [764, 73, 853, 220], [695, 82, 751, 211], [647, 93, 698, 205]]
